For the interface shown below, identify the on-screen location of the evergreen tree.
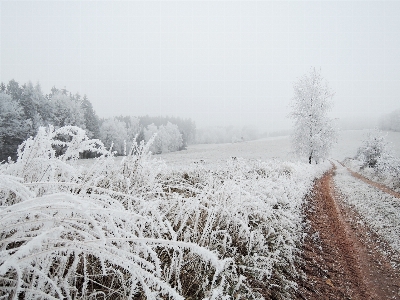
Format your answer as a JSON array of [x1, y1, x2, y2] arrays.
[[6, 79, 23, 100], [34, 82, 54, 126], [0, 93, 31, 161], [19, 82, 43, 135], [51, 92, 85, 129], [81, 95, 100, 139]]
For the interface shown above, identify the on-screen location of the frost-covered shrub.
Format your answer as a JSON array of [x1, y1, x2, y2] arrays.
[[351, 129, 400, 191], [0, 128, 229, 299], [0, 125, 330, 299], [79, 134, 167, 206], [4, 126, 108, 196], [0, 173, 33, 206], [0, 193, 226, 300], [157, 158, 330, 299], [355, 129, 388, 169]]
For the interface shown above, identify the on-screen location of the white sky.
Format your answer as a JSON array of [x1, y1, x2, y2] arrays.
[[1, 1, 399, 131]]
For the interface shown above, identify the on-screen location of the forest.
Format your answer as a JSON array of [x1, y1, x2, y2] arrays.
[[0, 80, 196, 161]]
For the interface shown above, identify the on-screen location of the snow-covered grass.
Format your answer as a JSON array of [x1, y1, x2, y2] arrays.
[[0, 126, 330, 299], [334, 163, 400, 265]]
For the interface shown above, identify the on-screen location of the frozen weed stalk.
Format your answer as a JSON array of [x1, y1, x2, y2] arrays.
[[0, 125, 330, 299]]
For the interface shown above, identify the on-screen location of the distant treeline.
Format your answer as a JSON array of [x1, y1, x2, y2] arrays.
[[0, 80, 99, 161], [0, 79, 195, 161], [101, 115, 195, 155], [379, 109, 400, 132]]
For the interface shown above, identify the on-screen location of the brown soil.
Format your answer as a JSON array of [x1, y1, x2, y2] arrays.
[[296, 167, 400, 299]]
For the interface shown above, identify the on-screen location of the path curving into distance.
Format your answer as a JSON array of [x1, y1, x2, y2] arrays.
[[296, 165, 400, 299]]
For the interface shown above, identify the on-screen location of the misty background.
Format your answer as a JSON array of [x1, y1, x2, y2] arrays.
[[1, 1, 400, 131]]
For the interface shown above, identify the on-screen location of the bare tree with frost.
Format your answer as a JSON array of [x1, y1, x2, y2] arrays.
[[289, 68, 337, 164]]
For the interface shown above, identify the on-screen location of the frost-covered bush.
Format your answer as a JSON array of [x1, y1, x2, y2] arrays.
[[3, 126, 107, 197], [80, 134, 166, 204], [157, 158, 330, 299], [351, 129, 400, 191], [355, 129, 388, 169], [0, 127, 228, 299], [0, 193, 226, 300], [0, 125, 330, 299]]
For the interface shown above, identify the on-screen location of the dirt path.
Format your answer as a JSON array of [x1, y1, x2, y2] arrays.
[[296, 167, 400, 299]]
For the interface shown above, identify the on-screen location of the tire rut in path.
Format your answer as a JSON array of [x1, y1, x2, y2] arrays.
[[296, 167, 400, 299]]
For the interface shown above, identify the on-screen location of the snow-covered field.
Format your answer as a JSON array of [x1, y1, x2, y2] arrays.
[[156, 129, 400, 167], [159, 136, 291, 167], [77, 130, 400, 169]]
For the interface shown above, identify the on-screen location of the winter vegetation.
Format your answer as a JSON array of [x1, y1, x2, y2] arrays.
[[98, 116, 195, 156], [2, 0, 400, 297], [139, 115, 196, 150], [144, 122, 183, 154], [0, 80, 196, 161], [0, 80, 101, 161], [344, 130, 400, 192], [0, 125, 331, 299], [2, 70, 398, 299], [289, 68, 337, 164], [99, 117, 131, 156]]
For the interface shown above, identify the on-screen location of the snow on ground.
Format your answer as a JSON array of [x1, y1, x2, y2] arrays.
[[77, 130, 400, 169], [334, 162, 400, 261], [158, 135, 291, 167], [156, 129, 400, 167]]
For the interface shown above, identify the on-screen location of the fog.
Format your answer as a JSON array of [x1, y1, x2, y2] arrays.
[[1, 1, 399, 132]]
